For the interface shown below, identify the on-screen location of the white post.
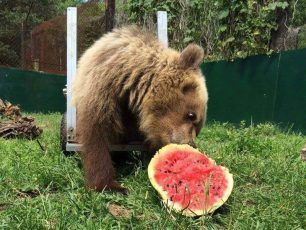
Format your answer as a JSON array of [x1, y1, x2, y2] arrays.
[[66, 7, 77, 144], [157, 11, 168, 48]]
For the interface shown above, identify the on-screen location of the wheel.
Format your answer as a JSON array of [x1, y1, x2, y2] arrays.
[[60, 112, 74, 156]]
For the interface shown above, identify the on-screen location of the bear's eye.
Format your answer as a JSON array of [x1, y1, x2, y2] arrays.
[[186, 112, 197, 121]]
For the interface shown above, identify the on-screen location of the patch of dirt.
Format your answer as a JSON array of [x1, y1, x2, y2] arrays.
[[107, 203, 132, 219], [45, 219, 57, 229], [0, 203, 9, 211], [301, 145, 306, 161], [15, 189, 40, 199], [242, 199, 257, 206]]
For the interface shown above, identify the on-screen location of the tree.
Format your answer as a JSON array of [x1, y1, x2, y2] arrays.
[[105, 0, 115, 32], [269, 1, 291, 51], [0, 0, 81, 67]]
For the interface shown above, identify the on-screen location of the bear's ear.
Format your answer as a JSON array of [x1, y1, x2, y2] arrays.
[[178, 44, 204, 69]]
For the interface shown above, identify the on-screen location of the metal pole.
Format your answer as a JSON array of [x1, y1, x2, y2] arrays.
[[66, 7, 77, 145], [157, 11, 168, 48], [21, 22, 25, 69]]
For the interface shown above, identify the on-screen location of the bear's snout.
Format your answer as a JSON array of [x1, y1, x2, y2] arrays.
[[170, 127, 197, 148]]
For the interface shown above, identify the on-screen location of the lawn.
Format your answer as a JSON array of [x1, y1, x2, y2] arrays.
[[0, 113, 305, 229]]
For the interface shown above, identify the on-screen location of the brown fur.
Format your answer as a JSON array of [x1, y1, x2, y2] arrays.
[[72, 26, 208, 192]]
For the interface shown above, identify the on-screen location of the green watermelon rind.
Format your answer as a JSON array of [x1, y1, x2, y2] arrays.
[[148, 143, 234, 217]]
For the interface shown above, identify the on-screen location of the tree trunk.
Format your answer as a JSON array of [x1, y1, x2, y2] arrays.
[[105, 0, 116, 32], [269, 6, 291, 51]]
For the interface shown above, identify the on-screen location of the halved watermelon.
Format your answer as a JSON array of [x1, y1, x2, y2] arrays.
[[148, 144, 233, 216]]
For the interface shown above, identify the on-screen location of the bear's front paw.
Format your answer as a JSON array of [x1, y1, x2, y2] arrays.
[[108, 181, 129, 195], [87, 181, 128, 195]]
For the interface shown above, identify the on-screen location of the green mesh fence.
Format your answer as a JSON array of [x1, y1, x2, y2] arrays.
[[201, 48, 306, 133], [0, 48, 305, 133], [0, 67, 65, 113]]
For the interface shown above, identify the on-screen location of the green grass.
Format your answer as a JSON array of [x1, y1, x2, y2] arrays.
[[0, 113, 305, 229]]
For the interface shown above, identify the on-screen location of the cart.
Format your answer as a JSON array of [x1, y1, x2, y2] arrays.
[[60, 8, 168, 156]]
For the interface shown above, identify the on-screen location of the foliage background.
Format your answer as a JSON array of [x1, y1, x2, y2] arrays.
[[0, 0, 305, 70], [125, 0, 306, 60]]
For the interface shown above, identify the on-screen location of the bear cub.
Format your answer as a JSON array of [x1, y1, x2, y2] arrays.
[[72, 26, 208, 193]]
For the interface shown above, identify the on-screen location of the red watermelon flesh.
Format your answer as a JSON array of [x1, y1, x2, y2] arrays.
[[148, 144, 233, 216]]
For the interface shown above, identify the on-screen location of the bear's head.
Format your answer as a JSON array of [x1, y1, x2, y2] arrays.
[[140, 44, 208, 150]]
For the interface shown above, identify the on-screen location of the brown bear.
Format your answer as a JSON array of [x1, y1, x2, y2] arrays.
[[72, 26, 208, 193]]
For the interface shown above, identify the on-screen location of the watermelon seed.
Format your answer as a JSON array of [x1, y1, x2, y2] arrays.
[[183, 185, 190, 205], [178, 180, 182, 186]]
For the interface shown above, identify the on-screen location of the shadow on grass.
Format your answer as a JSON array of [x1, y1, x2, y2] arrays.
[[112, 151, 149, 177]]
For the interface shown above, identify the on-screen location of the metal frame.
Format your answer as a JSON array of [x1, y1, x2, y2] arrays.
[[157, 11, 168, 48], [66, 7, 77, 144], [65, 8, 168, 152]]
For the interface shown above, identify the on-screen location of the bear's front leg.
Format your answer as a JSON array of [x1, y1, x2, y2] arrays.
[[81, 143, 127, 194]]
